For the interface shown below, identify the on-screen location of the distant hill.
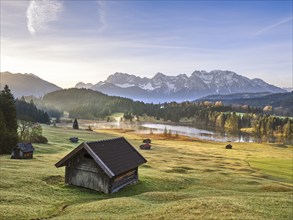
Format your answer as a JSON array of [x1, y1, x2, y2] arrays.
[[1, 72, 61, 97], [196, 92, 293, 116], [41, 88, 148, 119], [76, 70, 286, 103], [196, 92, 272, 101], [39, 88, 292, 120]]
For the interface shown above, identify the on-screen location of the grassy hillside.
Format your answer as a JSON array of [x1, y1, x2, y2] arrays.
[[1, 126, 292, 219]]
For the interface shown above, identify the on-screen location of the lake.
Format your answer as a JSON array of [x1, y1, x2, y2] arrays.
[[79, 120, 292, 144]]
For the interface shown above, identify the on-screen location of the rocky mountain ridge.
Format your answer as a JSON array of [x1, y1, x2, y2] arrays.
[[77, 70, 285, 102]]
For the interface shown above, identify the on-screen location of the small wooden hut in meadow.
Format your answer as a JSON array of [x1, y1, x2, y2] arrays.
[[55, 137, 147, 194], [11, 143, 34, 159], [226, 144, 233, 149], [69, 137, 79, 143], [143, 139, 151, 144], [140, 143, 151, 150], [140, 139, 151, 150]]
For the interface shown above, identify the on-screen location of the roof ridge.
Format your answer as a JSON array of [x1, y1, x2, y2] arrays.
[[56, 136, 147, 177], [85, 137, 124, 144]]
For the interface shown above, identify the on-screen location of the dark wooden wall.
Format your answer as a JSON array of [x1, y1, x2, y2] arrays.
[[110, 168, 138, 193], [65, 149, 110, 193], [23, 152, 33, 159], [64, 149, 140, 193], [11, 150, 33, 159]]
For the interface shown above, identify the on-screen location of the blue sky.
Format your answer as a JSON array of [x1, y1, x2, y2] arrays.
[[1, 0, 292, 88]]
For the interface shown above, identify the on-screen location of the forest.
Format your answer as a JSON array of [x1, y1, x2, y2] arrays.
[[33, 88, 292, 137], [0, 85, 18, 154], [0, 86, 49, 154], [198, 92, 293, 116], [15, 97, 50, 123]]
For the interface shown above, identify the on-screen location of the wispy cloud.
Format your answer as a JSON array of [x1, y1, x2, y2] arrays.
[[26, 0, 63, 35], [255, 16, 293, 36], [97, 1, 106, 32]]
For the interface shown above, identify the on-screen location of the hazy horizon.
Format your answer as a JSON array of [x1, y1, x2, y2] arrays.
[[1, 0, 292, 88]]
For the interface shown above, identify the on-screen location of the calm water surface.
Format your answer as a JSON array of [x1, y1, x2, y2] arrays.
[[82, 121, 292, 144]]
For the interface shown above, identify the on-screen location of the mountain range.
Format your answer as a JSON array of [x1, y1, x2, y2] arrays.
[[1, 71, 61, 98], [1, 70, 286, 102], [76, 70, 286, 102]]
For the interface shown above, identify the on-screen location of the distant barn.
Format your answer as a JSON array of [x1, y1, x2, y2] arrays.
[[140, 139, 151, 150], [226, 144, 233, 149], [11, 143, 34, 159], [140, 143, 151, 150], [69, 137, 79, 143], [143, 139, 151, 144], [55, 137, 147, 194]]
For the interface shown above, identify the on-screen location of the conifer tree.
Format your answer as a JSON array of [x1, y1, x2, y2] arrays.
[[0, 85, 18, 154], [73, 118, 79, 129], [1, 85, 18, 131], [0, 110, 7, 145]]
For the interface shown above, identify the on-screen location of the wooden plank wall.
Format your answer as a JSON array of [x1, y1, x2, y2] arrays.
[[65, 149, 110, 193]]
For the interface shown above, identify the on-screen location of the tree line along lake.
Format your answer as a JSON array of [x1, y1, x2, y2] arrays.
[[69, 120, 292, 145]]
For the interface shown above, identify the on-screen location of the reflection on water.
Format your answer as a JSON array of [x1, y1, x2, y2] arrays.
[[140, 123, 217, 141], [82, 121, 292, 144]]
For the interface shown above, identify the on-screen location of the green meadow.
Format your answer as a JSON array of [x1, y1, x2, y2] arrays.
[[0, 125, 292, 220]]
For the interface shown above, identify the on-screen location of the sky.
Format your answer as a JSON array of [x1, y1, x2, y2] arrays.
[[0, 0, 292, 88]]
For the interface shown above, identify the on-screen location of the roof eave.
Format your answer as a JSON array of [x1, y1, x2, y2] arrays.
[[55, 143, 85, 167]]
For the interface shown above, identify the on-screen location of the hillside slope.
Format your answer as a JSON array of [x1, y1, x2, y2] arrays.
[[41, 88, 148, 119], [1, 72, 61, 97]]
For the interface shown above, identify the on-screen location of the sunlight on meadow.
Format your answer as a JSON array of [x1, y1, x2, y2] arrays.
[[1, 126, 292, 219]]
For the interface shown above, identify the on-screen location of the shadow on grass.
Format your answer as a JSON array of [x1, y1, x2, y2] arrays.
[[55, 174, 198, 202], [272, 144, 288, 148]]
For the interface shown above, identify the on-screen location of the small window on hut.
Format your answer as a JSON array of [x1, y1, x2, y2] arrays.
[[84, 153, 93, 160]]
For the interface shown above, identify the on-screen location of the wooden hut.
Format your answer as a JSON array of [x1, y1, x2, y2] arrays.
[[55, 137, 147, 194], [11, 143, 34, 159], [143, 139, 151, 144], [140, 143, 151, 150], [69, 137, 79, 143], [226, 144, 233, 149]]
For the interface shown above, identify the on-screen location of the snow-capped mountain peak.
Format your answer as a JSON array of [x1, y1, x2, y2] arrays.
[[84, 70, 286, 103]]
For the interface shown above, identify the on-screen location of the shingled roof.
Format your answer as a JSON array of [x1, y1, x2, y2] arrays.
[[55, 137, 147, 178], [15, 143, 34, 153]]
